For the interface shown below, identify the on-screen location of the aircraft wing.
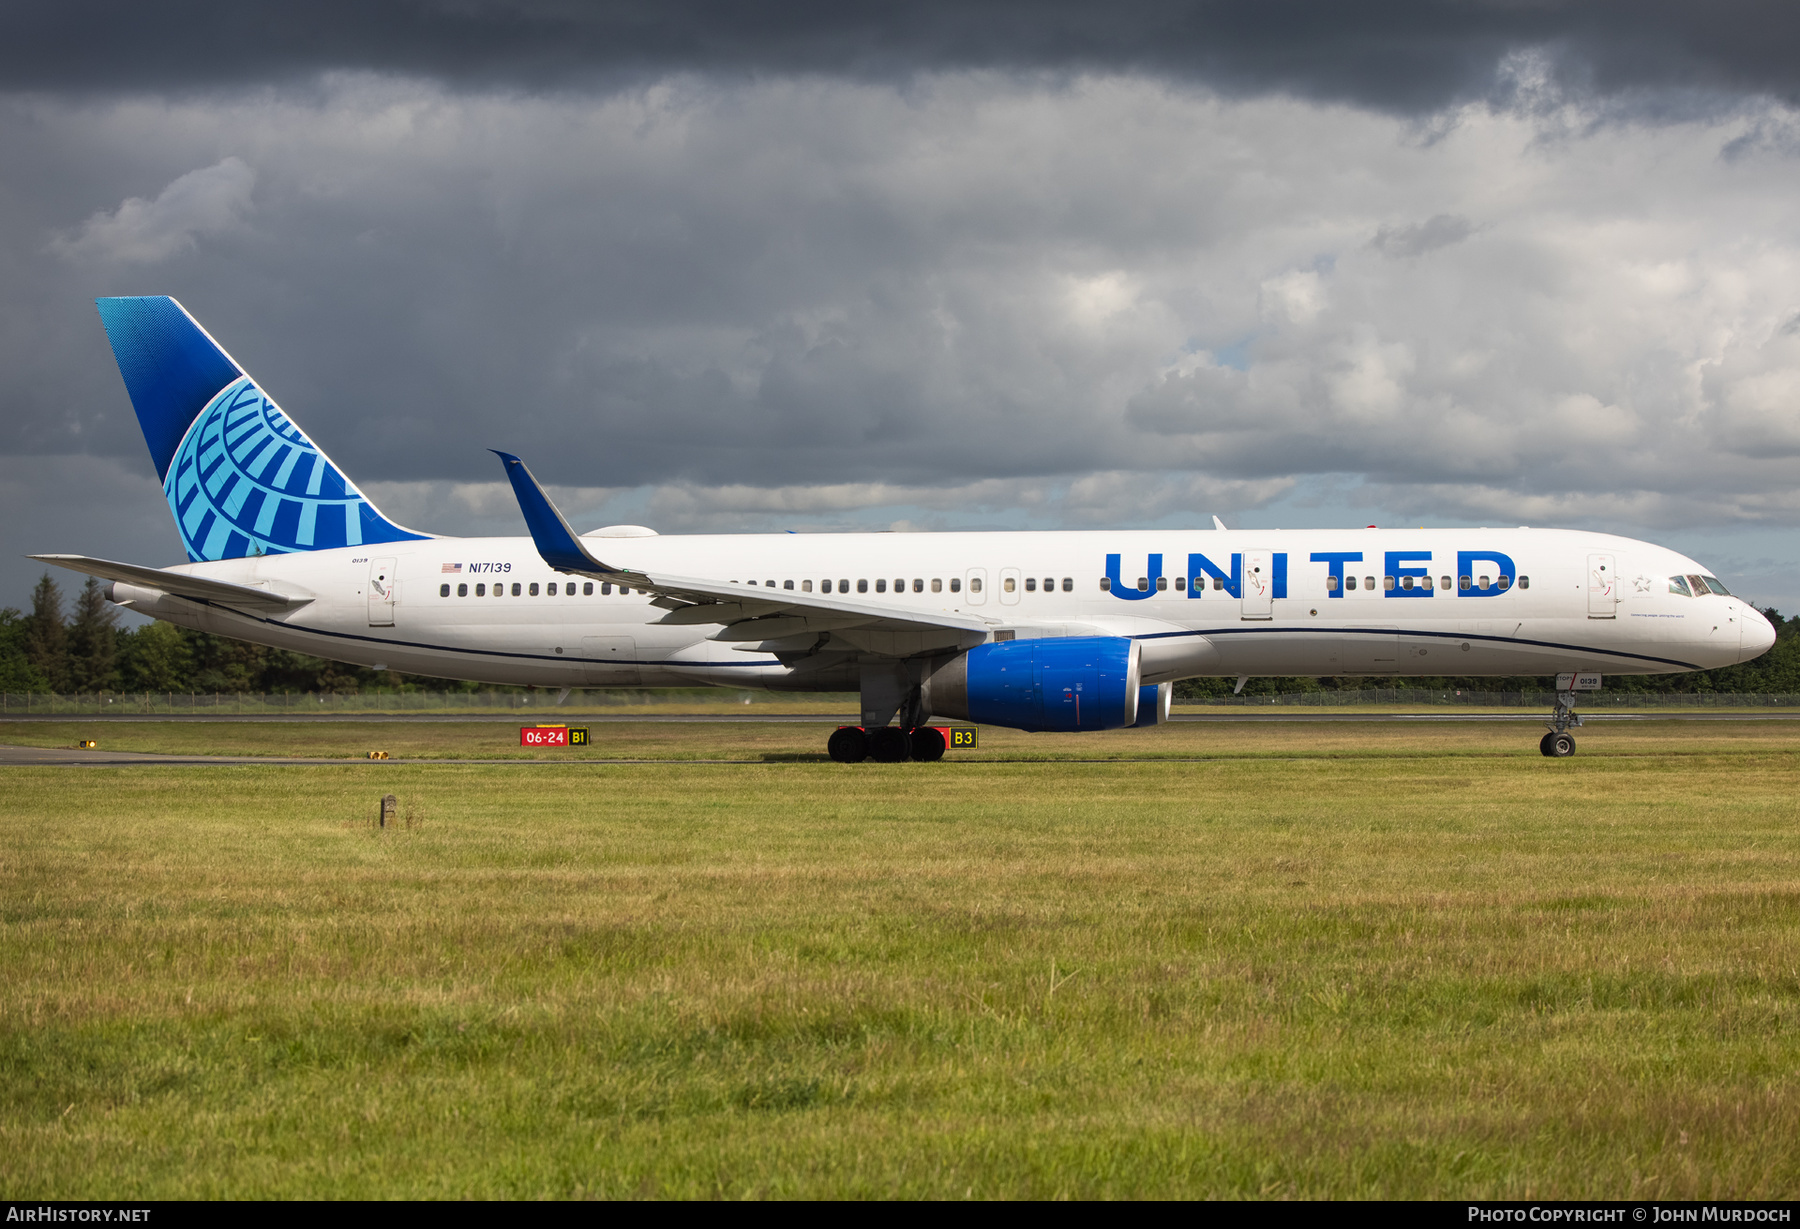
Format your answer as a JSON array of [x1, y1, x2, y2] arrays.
[[493, 451, 997, 649], [29, 554, 314, 612]]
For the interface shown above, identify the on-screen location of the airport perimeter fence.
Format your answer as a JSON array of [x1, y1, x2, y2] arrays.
[[4, 688, 1800, 715], [1186, 688, 1800, 708]]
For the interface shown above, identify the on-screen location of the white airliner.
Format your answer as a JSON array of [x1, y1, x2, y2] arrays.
[[35, 297, 1775, 761]]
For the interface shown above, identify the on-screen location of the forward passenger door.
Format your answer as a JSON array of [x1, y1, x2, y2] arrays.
[[1588, 554, 1618, 618], [1242, 550, 1273, 620]]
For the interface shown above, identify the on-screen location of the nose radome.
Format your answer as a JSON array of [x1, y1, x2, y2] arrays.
[[1740, 608, 1777, 662]]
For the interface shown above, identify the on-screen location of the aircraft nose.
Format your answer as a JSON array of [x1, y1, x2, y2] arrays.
[[1740, 607, 1776, 662]]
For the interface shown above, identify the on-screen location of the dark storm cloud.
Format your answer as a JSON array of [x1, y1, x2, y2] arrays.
[[6, 1, 1800, 113]]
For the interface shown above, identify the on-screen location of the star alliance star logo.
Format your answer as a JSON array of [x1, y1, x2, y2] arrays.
[[1633, 575, 1653, 592]]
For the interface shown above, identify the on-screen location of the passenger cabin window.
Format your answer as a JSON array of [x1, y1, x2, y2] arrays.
[[512, 583, 522, 596], [1459, 575, 1471, 590], [583, 582, 593, 595], [802, 580, 812, 592], [858, 579, 869, 593], [1003, 577, 1015, 593], [876, 579, 887, 593], [1383, 576, 1395, 591], [1025, 577, 1036, 591], [1156, 576, 1168, 591], [547, 582, 557, 595], [526, 582, 537, 596], [784, 580, 794, 590], [1061, 578, 1073, 592], [932, 579, 943, 593], [1669, 575, 1692, 597], [1441, 575, 1452, 590], [766, 580, 776, 588], [601, 582, 612, 595], [476, 583, 486, 596], [1343, 576, 1355, 590], [839, 578, 849, 592], [1401, 576, 1414, 590], [1099, 577, 1110, 592], [1175, 576, 1186, 591], [1362, 577, 1374, 590], [440, 583, 450, 597], [895, 578, 904, 592], [950, 578, 961, 593], [1519, 576, 1530, 589], [970, 578, 983, 593], [914, 579, 924, 592], [1478, 576, 1491, 590], [822, 579, 832, 593], [1137, 577, 1149, 591], [1497, 575, 1511, 590], [1326, 575, 1339, 592], [458, 583, 468, 597]]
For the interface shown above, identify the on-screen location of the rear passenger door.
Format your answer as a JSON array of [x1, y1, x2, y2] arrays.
[[367, 558, 397, 627]]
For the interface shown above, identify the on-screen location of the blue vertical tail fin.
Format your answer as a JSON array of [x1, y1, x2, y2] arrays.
[[97, 296, 427, 560]]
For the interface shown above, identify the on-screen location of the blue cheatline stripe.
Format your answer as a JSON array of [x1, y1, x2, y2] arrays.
[[1129, 625, 1700, 671]]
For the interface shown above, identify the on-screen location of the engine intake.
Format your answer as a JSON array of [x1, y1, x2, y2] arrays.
[[922, 636, 1142, 731]]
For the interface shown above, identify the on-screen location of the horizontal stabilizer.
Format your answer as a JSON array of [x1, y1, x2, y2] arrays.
[[30, 554, 313, 611]]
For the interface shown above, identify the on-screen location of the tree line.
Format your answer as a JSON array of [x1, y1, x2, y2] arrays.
[[0, 573, 463, 694], [6, 571, 1800, 697]]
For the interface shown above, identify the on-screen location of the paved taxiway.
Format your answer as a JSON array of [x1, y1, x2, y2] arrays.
[[4, 710, 1796, 767]]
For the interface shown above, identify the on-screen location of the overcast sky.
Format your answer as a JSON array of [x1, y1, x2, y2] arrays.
[[6, 1, 1800, 614]]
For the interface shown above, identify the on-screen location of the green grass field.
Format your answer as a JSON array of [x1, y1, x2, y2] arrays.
[[3, 719, 1798, 1198]]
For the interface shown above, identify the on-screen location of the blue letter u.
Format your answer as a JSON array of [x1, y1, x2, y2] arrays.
[[1105, 553, 1161, 601]]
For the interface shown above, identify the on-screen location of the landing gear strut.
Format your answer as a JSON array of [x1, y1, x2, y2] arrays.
[[827, 726, 947, 763], [1539, 688, 1582, 757]]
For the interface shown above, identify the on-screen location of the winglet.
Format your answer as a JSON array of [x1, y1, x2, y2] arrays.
[[491, 451, 616, 574]]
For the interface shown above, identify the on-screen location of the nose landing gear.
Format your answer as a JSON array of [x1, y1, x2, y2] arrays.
[[1540, 729, 1577, 757], [827, 725, 948, 763], [1540, 684, 1583, 757]]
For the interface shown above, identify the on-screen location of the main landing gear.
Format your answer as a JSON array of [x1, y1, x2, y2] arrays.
[[828, 725, 947, 763], [1539, 687, 1582, 758]]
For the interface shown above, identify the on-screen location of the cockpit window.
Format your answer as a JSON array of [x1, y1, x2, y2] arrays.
[[1668, 575, 1692, 597], [1687, 574, 1711, 596], [1701, 575, 1730, 596]]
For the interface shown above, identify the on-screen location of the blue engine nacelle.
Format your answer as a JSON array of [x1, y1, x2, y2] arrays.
[[1132, 681, 1172, 727], [921, 636, 1143, 732]]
